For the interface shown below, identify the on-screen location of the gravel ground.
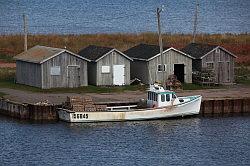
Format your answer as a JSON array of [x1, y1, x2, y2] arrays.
[[0, 84, 249, 105]]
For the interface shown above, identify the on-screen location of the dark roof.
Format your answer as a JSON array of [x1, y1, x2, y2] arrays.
[[78, 45, 113, 61], [181, 43, 218, 59], [124, 43, 170, 60]]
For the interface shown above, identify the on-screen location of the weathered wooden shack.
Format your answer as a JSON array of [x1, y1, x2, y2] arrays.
[[124, 43, 194, 84], [78, 45, 133, 86], [14, 45, 90, 89], [181, 43, 237, 84]]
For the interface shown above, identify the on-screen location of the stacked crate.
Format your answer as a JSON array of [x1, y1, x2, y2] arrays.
[[63, 96, 107, 112]]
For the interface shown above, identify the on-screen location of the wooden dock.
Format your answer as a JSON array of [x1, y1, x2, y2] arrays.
[[0, 97, 249, 121]]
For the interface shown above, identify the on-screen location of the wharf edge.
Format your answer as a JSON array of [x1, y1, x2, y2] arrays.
[[0, 97, 249, 121]]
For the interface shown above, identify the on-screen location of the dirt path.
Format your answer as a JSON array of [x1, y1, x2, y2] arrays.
[[0, 85, 249, 105]]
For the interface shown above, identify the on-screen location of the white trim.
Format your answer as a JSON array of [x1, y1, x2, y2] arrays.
[[132, 57, 148, 61], [40, 50, 91, 64], [147, 47, 195, 61], [157, 64, 167, 72], [200, 46, 237, 59], [95, 49, 133, 62]]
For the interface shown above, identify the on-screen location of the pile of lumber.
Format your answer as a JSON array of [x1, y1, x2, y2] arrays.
[[63, 96, 107, 112]]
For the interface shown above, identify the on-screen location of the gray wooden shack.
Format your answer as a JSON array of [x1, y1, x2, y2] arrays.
[[78, 45, 133, 86], [14, 45, 90, 89], [181, 43, 237, 84], [124, 43, 194, 84]]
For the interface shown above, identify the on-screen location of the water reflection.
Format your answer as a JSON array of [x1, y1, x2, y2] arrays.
[[0, 115, 249, 166]]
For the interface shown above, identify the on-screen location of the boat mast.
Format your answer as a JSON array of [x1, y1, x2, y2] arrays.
[[157, 6, 165, 88]]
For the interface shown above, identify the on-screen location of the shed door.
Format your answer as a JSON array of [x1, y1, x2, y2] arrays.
[[218, 62, 224, 84], [174, 64, 185, 83], [68, 66, 80, 88], [113, 65, 125, 85]]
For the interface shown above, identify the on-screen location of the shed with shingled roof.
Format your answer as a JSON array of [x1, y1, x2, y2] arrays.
[[78, 45, 133, 86], [124, 43, 194, 84], [181, 43, 237, 84], [14, 45, 90, 89]]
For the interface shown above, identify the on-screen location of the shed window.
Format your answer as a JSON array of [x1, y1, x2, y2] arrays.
[[158, 64, 166, 72], [166, 94, 170, 101], [50, 66, 60, 75], [161, 94, 165, 102], [101, 66, 110, 73], [206, 62, 214, 69]]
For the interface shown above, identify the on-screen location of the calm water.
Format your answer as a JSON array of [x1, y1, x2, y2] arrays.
[[0, 0, 249, 34], [0, 116, 249, 166]]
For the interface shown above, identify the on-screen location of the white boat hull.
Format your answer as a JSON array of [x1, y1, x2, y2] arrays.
[[58, 95, 202, 123]]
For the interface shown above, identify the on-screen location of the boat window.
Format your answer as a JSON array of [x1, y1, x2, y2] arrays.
[[166, 94, 170, 101], [80, 114, 82, 119], [77, 114, 80, 119], [172, 94, 176, 99], [148, 92, 150, 100], [149, 92, 152, 100], [161, 94, 165, 102], [73, 114, 76, 119], [154, 93, 158, 101]]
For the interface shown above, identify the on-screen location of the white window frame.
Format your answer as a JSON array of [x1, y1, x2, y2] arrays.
[[157, 64, 167, 72], [50, 66, 61, 76], [101, 65, 110, 73]]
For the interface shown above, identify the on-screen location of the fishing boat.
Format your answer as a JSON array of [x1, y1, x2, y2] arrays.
[[58, 84, 202, 122]]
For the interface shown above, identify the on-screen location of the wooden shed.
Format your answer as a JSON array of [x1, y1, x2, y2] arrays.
[[181, 43, 237, 84], [124, 43, 194, 84], [14, 45, 90, 89], [78, 45, 133, 86]]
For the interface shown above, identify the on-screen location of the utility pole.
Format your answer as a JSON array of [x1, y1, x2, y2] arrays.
[[23, 14, 28, 51], [192, 0, 199, 43], [157, 7, 165, 88]]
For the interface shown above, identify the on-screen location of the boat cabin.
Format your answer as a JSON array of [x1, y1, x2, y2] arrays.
[[147, 84, 179, 108]]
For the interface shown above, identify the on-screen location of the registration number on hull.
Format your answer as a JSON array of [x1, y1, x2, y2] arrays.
[[73, 113, 89, 119]]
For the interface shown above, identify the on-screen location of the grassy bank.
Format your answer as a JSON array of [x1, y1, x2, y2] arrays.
[[0, 33, 249, 65], [0, 67, 239, 93]]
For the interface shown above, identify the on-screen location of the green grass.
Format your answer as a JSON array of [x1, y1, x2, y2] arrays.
[[0, 78, 147, 93], [0, 92, 7, 97], [182, 83, 224, 90], [235, 78, 250, 85], [0, 68, 15, 80], [0, 54, 15, 63], [235, 66, 250, 86]]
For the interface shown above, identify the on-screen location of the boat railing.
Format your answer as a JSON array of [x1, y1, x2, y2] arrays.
[[107, 105, 138, 111]]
